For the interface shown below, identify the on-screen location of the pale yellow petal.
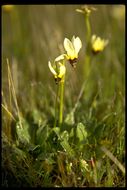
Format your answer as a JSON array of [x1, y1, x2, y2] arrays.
[[64, 38, 75, 58], [55, 54, 66, 62], [58, 64, 66, 78], [76, 9, 85, 14], [48, 61, 57, 76], [71, 36, 76, 43], [91, 35, 96, 43], [73, 37, 82, 54]]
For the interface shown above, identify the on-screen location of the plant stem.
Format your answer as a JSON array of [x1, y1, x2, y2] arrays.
[[59, 77, 65, 127], [84, 15, 91, 77], [54, 84, 59, 128], [85, 15, 91, 44]]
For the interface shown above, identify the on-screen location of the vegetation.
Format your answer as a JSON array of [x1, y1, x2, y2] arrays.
[[2, 5, 125, 187]]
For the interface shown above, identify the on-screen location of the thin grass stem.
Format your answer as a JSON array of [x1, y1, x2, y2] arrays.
[[6, 58, 23, 128]]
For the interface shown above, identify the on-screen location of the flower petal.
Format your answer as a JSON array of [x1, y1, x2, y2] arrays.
[[48, 61, 57, 76], [55, 54, 66, 62], [91, 34, 96, 43], [73, 37, 82, 54], [64, 38, 75, 58], [58, 64, 66, 78]]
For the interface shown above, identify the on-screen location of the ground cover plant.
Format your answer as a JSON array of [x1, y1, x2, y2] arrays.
[[1, 5, 125, 187]]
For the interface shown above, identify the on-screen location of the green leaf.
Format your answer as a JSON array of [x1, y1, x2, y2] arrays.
[[76, 122, 88, 142], [53, 128, 69, 142], [60, 140, 74, 157], [70, 127, 74, 138], [53, 127, 60, 138], [53, 128, 74, 157], [16, 119, 30, 145], [60, 130, 69, 141], [36, 124, 50, 145], [26, 109, 43, 125], [65, 111, 75, 125]]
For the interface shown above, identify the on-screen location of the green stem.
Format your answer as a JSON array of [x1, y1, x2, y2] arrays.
[[85, 15, 91, 44], [85, 54, 92, 77], [54, 84, 59, 128], [59, 77, 65, 127], [84, 15, 91, 77]]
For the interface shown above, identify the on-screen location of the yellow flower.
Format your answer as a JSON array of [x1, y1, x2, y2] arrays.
[[63, 36, 82, 67], [48, 56, 66, 84], [91, 35, 109, 54], [80, 159, 89, 172], [2, 5, 14, 12], [76, 5, 97, 16]]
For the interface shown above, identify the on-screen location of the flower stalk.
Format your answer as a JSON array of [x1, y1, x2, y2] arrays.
[[59, 75, 65, 127], [84, 14, 91, 77], [85, 14, 91, 44], [54, 84, 59, 128]]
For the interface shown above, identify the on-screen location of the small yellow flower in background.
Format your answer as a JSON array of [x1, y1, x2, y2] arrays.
[[80, 159, 89, 172], [48, 56, 66, 84], [91, 34, 109, 54], [76, 5, 97, 16], [2, 5, 14, 12], [64, 36, 82, 68]]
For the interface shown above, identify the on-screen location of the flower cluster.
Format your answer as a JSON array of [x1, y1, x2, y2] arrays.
[[48, 58, 66, 84], [48, 36, 82, 83], [76, 5, 97, 16]]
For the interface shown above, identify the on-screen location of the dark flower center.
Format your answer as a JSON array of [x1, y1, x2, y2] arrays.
[[55, 77, 61, 84], [69, 58, 78, 68]]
